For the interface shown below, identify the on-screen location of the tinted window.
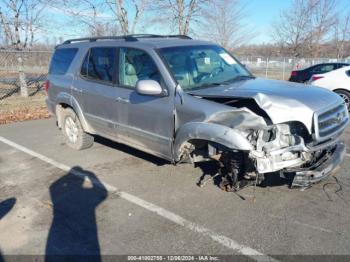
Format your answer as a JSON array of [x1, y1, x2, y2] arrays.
[[339, 64, 349, 69], [81, 47, 116, 83], [312, 64, 334, 73], [49, 48, 78, 75], [119, 48, 161, 87], [319, 64, 335, 73]]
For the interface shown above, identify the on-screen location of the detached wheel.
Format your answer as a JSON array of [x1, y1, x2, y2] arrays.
[[61, 108, 94, 150], [335, 90, 350, 111]]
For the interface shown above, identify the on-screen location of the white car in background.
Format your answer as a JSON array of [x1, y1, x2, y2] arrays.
[[310, 65, 350, 110]]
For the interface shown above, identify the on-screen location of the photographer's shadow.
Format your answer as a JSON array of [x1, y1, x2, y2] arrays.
[[0, 197, 16, 262], [45, 166, 107, 261]]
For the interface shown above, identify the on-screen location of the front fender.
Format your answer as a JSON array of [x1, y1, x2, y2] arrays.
[[174, 122, 253, 161]]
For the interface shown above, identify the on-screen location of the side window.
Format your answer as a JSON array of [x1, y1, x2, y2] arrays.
[[311, 65, 321, 73], [119, 48, 161, 88], [49, 48, 78, 75], [318, 64, 334, 73], [80, 47, 116, 83]]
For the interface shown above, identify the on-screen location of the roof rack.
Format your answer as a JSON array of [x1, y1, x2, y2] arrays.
[[62, 34, 192, 44]]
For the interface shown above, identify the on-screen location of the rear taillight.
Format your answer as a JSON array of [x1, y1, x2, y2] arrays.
[[311, 76, 324, 82], [44, 80, 50, 93], [291, 71, 297, 76]]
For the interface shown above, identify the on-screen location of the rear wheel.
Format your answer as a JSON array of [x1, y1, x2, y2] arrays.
[[61, 108, 94, 150], [335, 90, 350, 111]]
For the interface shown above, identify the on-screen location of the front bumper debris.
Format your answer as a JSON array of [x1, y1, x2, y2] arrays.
[[280, 142, 346, 187]]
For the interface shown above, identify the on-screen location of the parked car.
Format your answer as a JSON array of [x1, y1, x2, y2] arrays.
[[289, 63, 349, 83], [46, 35, 349, 191], [310, 65, 350, 110]]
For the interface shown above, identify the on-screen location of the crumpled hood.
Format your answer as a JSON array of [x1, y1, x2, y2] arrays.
[[188, 78, 343, 132]]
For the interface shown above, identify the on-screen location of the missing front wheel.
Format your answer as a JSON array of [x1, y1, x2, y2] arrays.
[[219, 151, 264, 192]]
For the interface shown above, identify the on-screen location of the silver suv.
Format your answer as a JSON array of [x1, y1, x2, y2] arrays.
[[46, 34, 349, 190]]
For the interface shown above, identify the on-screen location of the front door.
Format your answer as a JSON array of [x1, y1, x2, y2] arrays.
[[115, 47, 174, 160]]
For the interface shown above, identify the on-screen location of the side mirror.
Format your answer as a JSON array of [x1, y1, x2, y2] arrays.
[[136, 80, 163, 96]]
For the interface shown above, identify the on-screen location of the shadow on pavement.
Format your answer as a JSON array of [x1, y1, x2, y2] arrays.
[[0, 197, 16, 262], [45, 166, 107, 262], [0, 197, 16, 220]]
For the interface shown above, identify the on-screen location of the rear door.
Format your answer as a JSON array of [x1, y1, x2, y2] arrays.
[[114, 47, 174, 159], [73, 47, 118, 137]]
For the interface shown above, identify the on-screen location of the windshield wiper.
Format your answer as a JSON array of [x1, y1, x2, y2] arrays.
[[189, 77, 253, 90], [224, 75, 255, 83], [193, 82, 227, 89]]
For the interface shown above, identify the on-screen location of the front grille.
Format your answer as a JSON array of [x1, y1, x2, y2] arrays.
[[315, 103, 349, 140]]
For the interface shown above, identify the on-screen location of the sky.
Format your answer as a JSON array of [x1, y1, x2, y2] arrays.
[[8, 0, 350, 45], [44, 0, 292, 43], [245, 0, 291, 43], [244, 0, 350, 43]]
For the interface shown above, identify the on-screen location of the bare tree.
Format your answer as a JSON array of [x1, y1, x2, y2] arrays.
[[271, 0, 316, 57], [272, 0, 337, 58], [0, 0, 48, 96], [308, 0, 337, 57], [0, 0, 25, 49], [332, 12, 350, 59], [152, 0, 209, 35], [87, 22, 120, 37], [0, 0, 47, 48], [49, 0, 116, 37], [105, 0, 149, 35], [199, 0, 255, 50]]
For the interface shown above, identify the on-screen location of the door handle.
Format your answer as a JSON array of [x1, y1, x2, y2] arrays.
[[115, 97, 130, 103]]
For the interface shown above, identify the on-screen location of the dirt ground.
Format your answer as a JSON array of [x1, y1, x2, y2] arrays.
[[0, 93, 50, 125]]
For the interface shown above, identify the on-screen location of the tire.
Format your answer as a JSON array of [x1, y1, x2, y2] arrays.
[[335, 90, 350, 111], [61, 108, 94, 150]]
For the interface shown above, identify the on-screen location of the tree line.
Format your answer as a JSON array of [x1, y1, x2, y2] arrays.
[[0, 0, 349, 59]]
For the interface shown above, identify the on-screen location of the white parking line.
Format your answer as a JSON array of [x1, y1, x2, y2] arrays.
[[0, 136, 278, 262]]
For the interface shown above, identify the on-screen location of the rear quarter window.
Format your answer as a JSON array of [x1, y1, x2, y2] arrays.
[[49, 48, 78, 75]]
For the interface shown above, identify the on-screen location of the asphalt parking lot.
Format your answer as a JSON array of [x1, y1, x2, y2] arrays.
[[1, 119, 350, 261]]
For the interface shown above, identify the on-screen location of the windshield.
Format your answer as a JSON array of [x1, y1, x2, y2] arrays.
[[159, 45, 253, 91]]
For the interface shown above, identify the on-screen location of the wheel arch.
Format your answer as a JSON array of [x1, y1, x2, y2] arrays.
[[55, 92, 94, 134], [333, 88, 350, 94], [173, 122, 253, 162]]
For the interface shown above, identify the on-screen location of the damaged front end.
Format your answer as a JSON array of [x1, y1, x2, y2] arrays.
[[176, 96, 349, 191], [249, 123, 347, 187]]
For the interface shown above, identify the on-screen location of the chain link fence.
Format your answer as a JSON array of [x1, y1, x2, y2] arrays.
[[1, 50, 350, 101], [239, 56, 350, 80], [0, 50, 51, 101]]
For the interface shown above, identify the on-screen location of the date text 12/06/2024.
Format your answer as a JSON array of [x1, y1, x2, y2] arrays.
[[127, 255, 220, 261]]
